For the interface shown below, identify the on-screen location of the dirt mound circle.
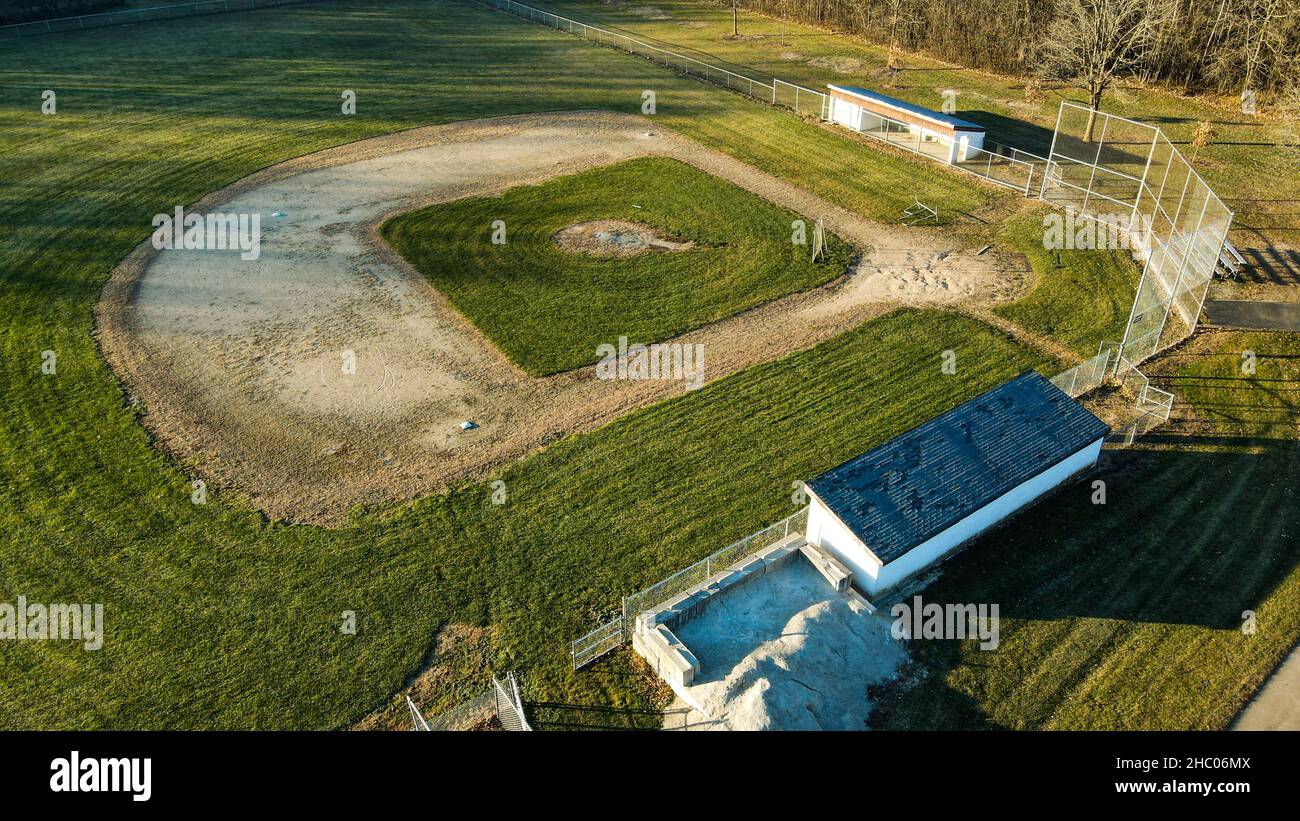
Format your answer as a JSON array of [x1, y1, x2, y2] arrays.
[[553, 219, 695, 257], [807, 56, 865, 74]]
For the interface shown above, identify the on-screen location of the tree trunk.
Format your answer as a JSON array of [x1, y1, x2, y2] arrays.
[[733, 3, 738, 36], [1084, 89, 1101, 142]]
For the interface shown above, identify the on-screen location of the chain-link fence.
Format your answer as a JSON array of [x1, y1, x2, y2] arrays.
[[571, 506, 809, 669], [1050, 342, 1119, 398], [1041, 102, 1233, 367], [0, 0, 313, 37], [408, 672, 530, 731], [482, 0, 774, 102], [481, 0, 1046, 194]]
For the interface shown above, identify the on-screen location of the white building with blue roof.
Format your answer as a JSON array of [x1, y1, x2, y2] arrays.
[[826, 84, 987, 164], [804, 371, 1110, 598]]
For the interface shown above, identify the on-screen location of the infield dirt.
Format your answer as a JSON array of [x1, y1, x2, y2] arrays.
[[97, 111, 1030, 524]]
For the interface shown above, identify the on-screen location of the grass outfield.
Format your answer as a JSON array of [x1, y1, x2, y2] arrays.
[[534, 0, 1300, 243], [382, 157, 853, 375], [870, 330, 1300, 730], [1, 0, 1292, 731]]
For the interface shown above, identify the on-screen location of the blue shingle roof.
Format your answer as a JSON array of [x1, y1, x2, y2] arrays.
[[806, 371, 1109, 564]]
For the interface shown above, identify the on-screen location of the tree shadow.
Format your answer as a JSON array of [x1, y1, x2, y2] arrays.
[[957, 110, 1057, 156]]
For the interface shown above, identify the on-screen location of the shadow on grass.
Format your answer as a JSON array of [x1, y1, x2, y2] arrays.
[[529, 701, 667, 730], [959, 110, 1057, 156], [869, 434, 1300, 730]]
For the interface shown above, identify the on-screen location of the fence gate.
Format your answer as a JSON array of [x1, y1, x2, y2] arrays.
[[571, 615, 623, 670], [492, 672, 532, 731]]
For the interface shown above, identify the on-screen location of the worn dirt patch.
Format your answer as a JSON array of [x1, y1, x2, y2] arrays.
[[96, 111, 1027, 525], [553, 219, 696, 257], [807, 55, 865, 74], [631, 5, 670, 19], [353, 623, 494, 731]]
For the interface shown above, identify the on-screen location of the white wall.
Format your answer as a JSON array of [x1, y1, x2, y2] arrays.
[[809, 437, 1103, 597], [805, 493, 881, 591], [831, 97, 863, 132]]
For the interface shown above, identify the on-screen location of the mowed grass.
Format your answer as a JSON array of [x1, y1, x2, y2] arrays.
[[1169, 331, 1300, 440], [382, 157, 854, 375], [992, 208, 1141, 357], [1, 0, 1290, 731], [538, 0, 1300, 243], [870, 330, 1300, 730], [0, 0, 1023, 729]]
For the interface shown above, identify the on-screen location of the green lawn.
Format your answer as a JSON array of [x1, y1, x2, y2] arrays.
[[536, 0, 1299, 244], [1, 0, 1291, 731], [0, 0, 1026, 729], [1169, 331, 1300, 440], [869, 330, 1300, 730], [992, 207, 1141, 357], [382, 157, 853, 375]]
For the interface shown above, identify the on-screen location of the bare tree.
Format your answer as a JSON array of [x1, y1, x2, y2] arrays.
[[1040, 0, 1157, 140], [1209, 0, 1294, 95], [732, 0, 1297, 96]]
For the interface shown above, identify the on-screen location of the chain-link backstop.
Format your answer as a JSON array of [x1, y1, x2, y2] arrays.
[[1041, 102, 1233, 366]]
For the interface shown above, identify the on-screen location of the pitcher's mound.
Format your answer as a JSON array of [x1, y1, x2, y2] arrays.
[[553, 220, 695, 257]]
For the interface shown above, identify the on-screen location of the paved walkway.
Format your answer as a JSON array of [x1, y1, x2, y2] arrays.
[[1234, 643, 1300, 730], [1204, 300, 1300, 332]]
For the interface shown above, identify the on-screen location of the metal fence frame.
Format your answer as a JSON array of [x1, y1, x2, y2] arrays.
[[0, 0, 313, 37], [1050, 341, 1119, 398], [492, 672, 531, 731], [409, 671, 530, 731], [571, 506, 809, 669], [1040, 102, 1233, 368]]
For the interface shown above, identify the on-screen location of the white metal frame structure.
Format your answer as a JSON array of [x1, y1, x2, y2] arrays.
[[492, 672, 531, 731], [1041, 102, 1234, 367]]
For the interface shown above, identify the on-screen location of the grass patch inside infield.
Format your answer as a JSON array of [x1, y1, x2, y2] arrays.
[[382, 156, 853, 375]]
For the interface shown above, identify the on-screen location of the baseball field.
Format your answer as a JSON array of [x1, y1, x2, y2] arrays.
[[2, 0, 1295, 730]]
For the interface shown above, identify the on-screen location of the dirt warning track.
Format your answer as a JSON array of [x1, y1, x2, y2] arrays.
[[97, 111, 1027, 524]]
